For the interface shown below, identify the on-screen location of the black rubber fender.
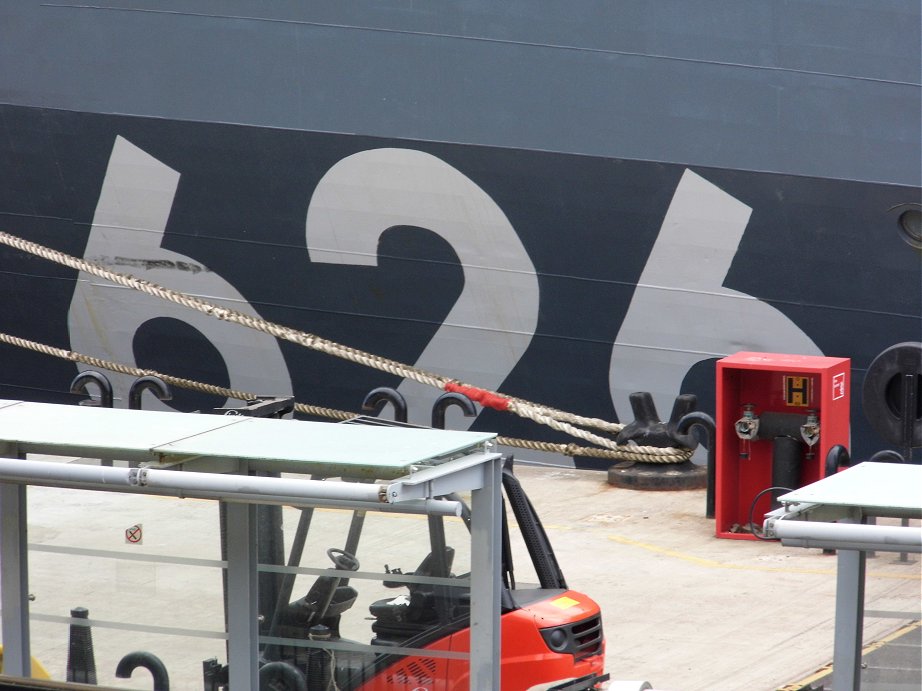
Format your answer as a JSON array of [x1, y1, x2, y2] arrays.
[[862, 342, 922, 447]]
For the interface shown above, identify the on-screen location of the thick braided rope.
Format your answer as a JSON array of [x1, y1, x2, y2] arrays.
[[504, 404, 690, 462], [0, 232, 445, 389], [0, 331, 688, 461], [0, 231, 615, 427], [505, 398, 625, 435], [0, 231, 687, 461], [0, 332, 354, 421], [495, 436, 693, 462], [442, 381, 625, 435]]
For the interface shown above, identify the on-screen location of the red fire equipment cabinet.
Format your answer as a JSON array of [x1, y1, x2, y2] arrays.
[[715, 352, 850, 539]]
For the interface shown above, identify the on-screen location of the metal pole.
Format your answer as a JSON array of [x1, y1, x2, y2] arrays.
[[469, 455, 502, 690], [140, 467, 385, 503], [0, 457, 386, 503], [0, 457, 464, 516], [832, 523, 867, 691], [225, 501, 259, 690], [773, 520, 922, 551], [0, 458, 132, 486], [0, 481, 30, 676]]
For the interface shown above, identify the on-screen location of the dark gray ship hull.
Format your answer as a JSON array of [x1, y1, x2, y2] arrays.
[[1, 2, 919, 459]]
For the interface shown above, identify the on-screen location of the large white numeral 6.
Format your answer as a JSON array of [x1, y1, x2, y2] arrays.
[[68, 136, 292, 409], [610, 169, 821, 420], [306, 148, 540, 427]]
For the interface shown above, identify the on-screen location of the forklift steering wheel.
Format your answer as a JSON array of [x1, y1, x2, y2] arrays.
[[327, 547, 360, 571]]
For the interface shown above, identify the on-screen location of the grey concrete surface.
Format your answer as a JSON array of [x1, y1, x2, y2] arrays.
[[2, 460, 919, 690], [512, 464, 920, 691]]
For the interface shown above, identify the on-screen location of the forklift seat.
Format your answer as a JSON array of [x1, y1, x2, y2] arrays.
[[369, 547, 457, 643]]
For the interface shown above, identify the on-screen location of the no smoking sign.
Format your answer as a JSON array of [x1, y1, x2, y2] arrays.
[[125, 523, 143, 545]]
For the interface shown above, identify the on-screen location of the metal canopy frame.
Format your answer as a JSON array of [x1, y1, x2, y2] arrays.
[[0, 400, 496, 477], [763, 462, 922, 691], [0, 399, 503, 689]]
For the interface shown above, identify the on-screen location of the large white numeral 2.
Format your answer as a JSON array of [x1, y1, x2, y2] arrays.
[[67, 136, 292, 409], [306, 148, 540, 427], [610, 169, 821, 420]]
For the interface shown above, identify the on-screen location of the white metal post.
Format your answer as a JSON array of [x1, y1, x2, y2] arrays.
[[225, 501, 259, 689], [832, 530, 866, 691], [469, 455, 502, 689], [0, 481, 31, 676]]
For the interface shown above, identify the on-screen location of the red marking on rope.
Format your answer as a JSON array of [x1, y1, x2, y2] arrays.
[[444, 382, 510, 411]]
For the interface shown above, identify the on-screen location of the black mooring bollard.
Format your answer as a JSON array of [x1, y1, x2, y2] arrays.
[[676, 411, 717, 517], [431, 392, 477, 429], [70, 371, 114, 408], [128, 375, 172, 410], [608, 393, 708, 491], [116, 651, 170, 691], [825, 444, 850, 478], [362, 386, 408, 423]]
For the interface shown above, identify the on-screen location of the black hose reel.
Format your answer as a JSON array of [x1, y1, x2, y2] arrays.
[[862, 342, 922, 462]]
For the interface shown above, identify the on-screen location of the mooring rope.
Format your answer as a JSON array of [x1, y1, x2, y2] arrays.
[[0, 331, 355, 421], [0, 231, 692, 463], [0, 330, 691, 463]]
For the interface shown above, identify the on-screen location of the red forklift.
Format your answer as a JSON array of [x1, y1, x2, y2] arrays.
[[206, 454, 607, 691]]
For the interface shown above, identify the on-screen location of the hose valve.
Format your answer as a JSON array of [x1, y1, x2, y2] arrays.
[[735, 404, 760, 440], [800, 409, 820, 449]]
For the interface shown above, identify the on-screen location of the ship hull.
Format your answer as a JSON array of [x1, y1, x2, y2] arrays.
[[1, 2, 919, 460]]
